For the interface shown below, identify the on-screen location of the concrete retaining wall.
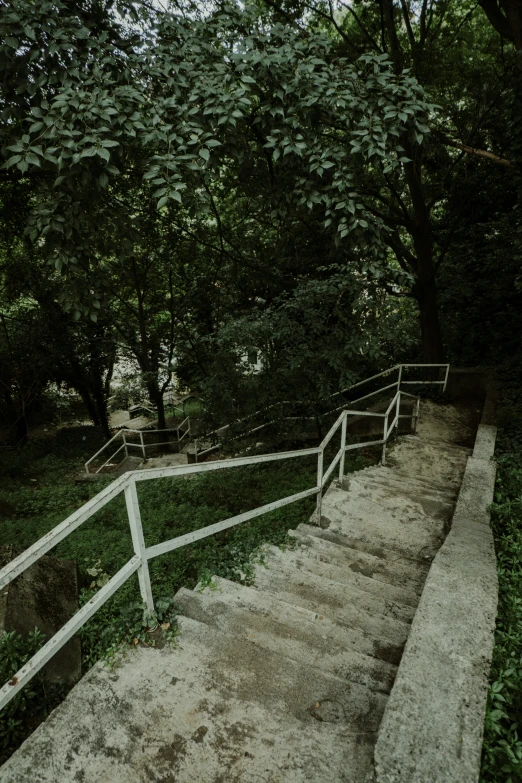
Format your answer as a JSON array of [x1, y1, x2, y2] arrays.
[[371, 382, 499, 783]]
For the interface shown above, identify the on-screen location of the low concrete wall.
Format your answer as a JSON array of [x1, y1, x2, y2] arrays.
[[371, 381, 498, 783]]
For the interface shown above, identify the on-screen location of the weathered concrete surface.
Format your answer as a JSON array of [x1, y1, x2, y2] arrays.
[[0, 545, 80, 684], [371, 408, 498, 782], [0, 398, 475, 783], [0, 616, 386, 783], [175, 578, 398, 694], [112, 454, 143, 476], [137, 451, 187, 469]]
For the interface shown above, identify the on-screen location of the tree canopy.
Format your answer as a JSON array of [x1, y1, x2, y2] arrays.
[[0, 0, 521, 440]]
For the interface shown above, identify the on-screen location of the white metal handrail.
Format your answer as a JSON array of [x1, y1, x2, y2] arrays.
[[0, 364, 448, 712], [85, 418, 192, 472], [195, 363, 449, 452]]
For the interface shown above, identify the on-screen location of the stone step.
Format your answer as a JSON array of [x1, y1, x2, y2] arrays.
[[253, 556, 411, 648], [0, 615, 386, 783], [175, 579, 398, 693], [402, 434, 472, 455], [289, 528, 426, 596], [297, 523, 433, 571], [350, 466, 459, 498], [342, 476, 455, 522], [385, 438, 468, 486], [263, 544, 417, 617], [319, 484, 446, 561], [415, 398, 478, 446]]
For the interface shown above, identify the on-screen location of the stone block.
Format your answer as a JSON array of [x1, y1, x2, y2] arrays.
[[0, 545, 81, 684]]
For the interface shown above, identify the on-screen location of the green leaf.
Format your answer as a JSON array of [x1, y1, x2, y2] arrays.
[[4, 155, 22, 168], [199, 148, 210, 161], [25, 153, 40, 167], [157, 195, 169, 209], [96, 148, 110, 162]]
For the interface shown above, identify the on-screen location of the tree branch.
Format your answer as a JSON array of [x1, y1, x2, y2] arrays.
[[337, 0, 383, 51], [436, 130, 515, 167], [478, 0, 514, 39]]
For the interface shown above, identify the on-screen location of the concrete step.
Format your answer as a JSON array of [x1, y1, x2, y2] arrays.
[[385, 437, 468, 487], [111, 455, 143, 475], [0, 615, 386, 783], [415, 398, 478, 446], [402, 434, 472, 455], [319, 483, 446, 561], [289, 527, 426, 596], [253, 556, 411, 648], [263, 544, 418, 617], [352, 465, 459, 497], [343, 475, 455, 522], [175, 579, 398, 693], [297, 523, 432, 571]]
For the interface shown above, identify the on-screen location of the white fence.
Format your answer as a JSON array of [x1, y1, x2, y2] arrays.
[[0, 363, 449, 711], [85, 417, 191, 473]]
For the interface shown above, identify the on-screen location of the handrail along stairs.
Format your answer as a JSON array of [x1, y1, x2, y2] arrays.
[[0, 363, 449, 711]]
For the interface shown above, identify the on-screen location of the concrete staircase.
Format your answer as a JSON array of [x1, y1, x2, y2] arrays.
[[0, 400, 476, 783]]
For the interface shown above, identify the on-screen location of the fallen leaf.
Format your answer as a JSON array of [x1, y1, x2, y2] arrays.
[[133, 637, 139, 645], [160, 622, 170, 631], [9, 677, 18, 686]]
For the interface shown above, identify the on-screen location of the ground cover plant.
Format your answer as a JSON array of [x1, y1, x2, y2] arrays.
[[481, 375, 522, 782], [0, 423, 377, 761]]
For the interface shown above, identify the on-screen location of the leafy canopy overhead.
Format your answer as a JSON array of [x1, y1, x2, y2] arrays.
[[1, 0, 434, 278]]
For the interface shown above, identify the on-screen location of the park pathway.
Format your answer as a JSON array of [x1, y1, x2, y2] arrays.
[[0, 400, 477, 783]]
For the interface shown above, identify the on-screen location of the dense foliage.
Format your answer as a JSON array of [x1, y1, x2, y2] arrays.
[[0, 0, 522, 772], [481, 375, 522, 782]]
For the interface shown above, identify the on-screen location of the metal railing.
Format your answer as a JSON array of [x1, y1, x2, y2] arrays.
[[85, 417, 191, 473], [193, 362, 449, 456], [0, 363, 448, 711]]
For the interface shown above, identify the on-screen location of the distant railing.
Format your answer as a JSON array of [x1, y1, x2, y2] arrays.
[[197, 362, 449, 453], [85, 417, 191, 473], [0, 363, 448, 712]]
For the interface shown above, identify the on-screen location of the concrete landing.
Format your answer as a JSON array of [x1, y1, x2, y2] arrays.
[[0, 399, 475, 782]]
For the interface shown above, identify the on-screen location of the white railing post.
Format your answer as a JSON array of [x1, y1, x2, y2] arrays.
[[124, 477, 154, 614], [382, 416, 388, 465], [338, 411, 347, 483], [139, 431, 146, 460], [316, 449, 324, 523], [443, 364, 450, 392], [395, 391, 400, 435], [414, 396, 421, 434], [397, 364, 403, 391], [123, 431, 128, 458]]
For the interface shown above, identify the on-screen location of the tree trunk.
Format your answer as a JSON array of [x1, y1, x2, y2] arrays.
[[92, 385, 111, 438], [403, 147, 446, 364], [415, 273, 445, 364], [147, 385, 167, 431], [14, 411, 28, 447], [77, 386, 101, 427]]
